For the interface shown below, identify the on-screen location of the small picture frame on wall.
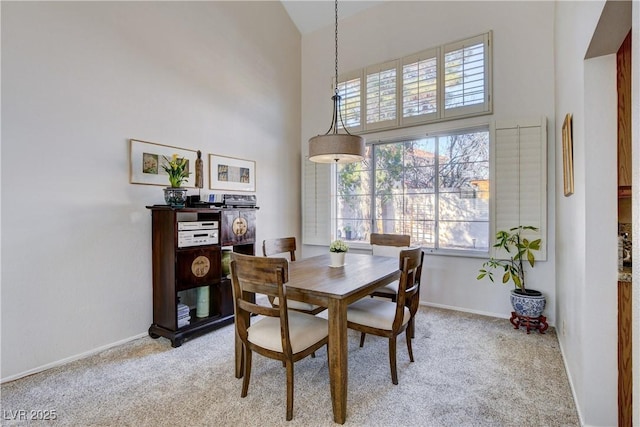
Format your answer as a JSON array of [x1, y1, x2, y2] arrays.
[[562, 113, 574, 197], [209, 154, 256, 192], [129, 139, 198, 187]]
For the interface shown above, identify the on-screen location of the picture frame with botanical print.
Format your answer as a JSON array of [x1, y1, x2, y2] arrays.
[[562, 113, 574, 197], [129, 139, 198, 187], [209, 154, 256, 192]]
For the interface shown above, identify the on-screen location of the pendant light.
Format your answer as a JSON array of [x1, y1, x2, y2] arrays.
[[308, 0, 365, 164]]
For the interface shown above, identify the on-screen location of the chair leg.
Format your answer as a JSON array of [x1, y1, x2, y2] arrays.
[[311, 352, 316, 358], [241, 347, 252, 397], [389, 336, 398, 385], [409, 317, 415, 339], [285, 360, 294, 421], [359, 332, 366, 347], [406, 329, 414, 362]]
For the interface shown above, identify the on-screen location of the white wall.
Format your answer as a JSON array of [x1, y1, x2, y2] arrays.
[[554, 1, 633, 425], [300, 1, 557, 323], [1, 1, 301, 381]]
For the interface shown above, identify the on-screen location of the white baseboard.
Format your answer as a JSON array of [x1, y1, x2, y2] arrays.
[[419, 301, 511, 320], [557, 335, 586, 427], [1, 332, 148, 384]]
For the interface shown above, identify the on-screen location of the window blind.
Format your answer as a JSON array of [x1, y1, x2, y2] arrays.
[[493, 117, 547, 260], [302, 159, 332, 245], [337, 32, 492, 133], [337, 70, 363, 132], [366, 60, 398, 130], [402, 48, 438, 125], [443, 33, 492, 119]]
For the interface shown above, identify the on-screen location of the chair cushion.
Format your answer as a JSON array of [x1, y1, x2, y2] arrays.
[[272, 297, 321, 312], [346, 298, 410, 331], [247, 311, 328, 353], [371, 244, 409, 258], [372, 280, 398, 296]]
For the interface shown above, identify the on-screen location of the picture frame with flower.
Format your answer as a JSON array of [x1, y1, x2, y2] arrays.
[[129, 139, 197, 187]]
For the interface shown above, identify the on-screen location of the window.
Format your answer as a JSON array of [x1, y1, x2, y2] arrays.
[[366, 60, 398, 129], [402, 49, 438, 124], [338, 32, 492, 133], [443, 34, 490, 118], [303, 118, 547, 258], [337, 70, 362, 131], [335, 128, 490, 252]]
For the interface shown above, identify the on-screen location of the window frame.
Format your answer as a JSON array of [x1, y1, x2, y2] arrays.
[[334, 125, 491, 256]]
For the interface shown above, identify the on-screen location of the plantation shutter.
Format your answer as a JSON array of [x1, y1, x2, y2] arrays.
[[337, 70, 363, 133], [365, 60, 398, 130], [443, 32, 492, 119], [302, 159, 332, 245], [493, 117, 547, 260], [401, 48, 439, 125]]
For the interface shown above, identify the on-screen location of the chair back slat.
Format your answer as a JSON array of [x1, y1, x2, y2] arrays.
[[263, 237, 297, 261], [230, 253, 291, 346], [370, 233, 411, 248], [393, 247, 424, 330]]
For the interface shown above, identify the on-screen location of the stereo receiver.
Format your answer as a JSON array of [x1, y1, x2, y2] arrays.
[[178, 221, 218, 231], [177, 220, 219, 247], [178, 229, 219, 248]]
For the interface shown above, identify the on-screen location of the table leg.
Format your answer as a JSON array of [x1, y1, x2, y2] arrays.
[[328, 299, 348, 424]]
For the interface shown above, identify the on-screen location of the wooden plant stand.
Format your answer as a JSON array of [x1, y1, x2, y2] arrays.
[[509, 312, 548, 334]]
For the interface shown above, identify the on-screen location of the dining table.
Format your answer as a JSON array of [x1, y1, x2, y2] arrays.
[[234, 252, 400, 424]]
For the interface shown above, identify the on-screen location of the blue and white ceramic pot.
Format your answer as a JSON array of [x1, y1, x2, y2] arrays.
[[510, 289, 546, 318], [163, 187, 188, 208]]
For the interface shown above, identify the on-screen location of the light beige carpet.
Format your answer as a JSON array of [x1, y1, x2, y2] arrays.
[[1, 307, 579, 426]]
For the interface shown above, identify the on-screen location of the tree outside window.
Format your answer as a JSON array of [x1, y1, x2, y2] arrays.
[[336, 128, 489, 251]]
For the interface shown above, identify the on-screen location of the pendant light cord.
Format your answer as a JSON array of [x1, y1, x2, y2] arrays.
[[330, 0, 354, 136], [334, 0, 339, 95]]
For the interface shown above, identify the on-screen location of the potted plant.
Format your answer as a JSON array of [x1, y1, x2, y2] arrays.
[[329, 239, 349, 267], [344, 225, 352, 240], [477, 225, 546, 319], [162, 154, 191, 207]]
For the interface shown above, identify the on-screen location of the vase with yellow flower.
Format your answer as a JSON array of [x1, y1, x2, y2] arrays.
[[162, 154, 190, 208]]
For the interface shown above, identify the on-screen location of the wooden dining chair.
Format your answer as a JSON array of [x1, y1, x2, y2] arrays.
[[369, 233, 411, 301], [346, 247, 424, 385], [230, 253, 328, 421], [262, 237, 325, 315]]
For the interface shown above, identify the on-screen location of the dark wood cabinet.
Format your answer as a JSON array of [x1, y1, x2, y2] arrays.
[[146, 206, 256, 347]]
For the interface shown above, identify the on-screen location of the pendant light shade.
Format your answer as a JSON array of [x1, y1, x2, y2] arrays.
[[308, 0, 365, 164], [309, 133, 365, 164]]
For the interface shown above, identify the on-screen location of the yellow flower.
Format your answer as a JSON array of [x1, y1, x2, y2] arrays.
[[162, 154, 190, 188]]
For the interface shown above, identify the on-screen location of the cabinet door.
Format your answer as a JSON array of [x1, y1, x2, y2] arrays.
[[176, 247, 221, 291], [221, 210, 256, 246]]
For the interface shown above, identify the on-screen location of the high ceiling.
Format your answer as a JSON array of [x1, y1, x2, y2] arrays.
[[281, 1, 385, 34]]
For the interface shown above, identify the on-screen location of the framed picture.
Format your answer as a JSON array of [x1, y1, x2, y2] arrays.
[[562, 114, 574, 197], [129, 139, 198, 187], [209, 154, 256, 192]]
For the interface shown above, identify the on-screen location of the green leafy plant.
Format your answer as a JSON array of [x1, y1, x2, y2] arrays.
[[477, 226, 541, 293], [162, 154, 190, 188], [329, 239, 349, 253]]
